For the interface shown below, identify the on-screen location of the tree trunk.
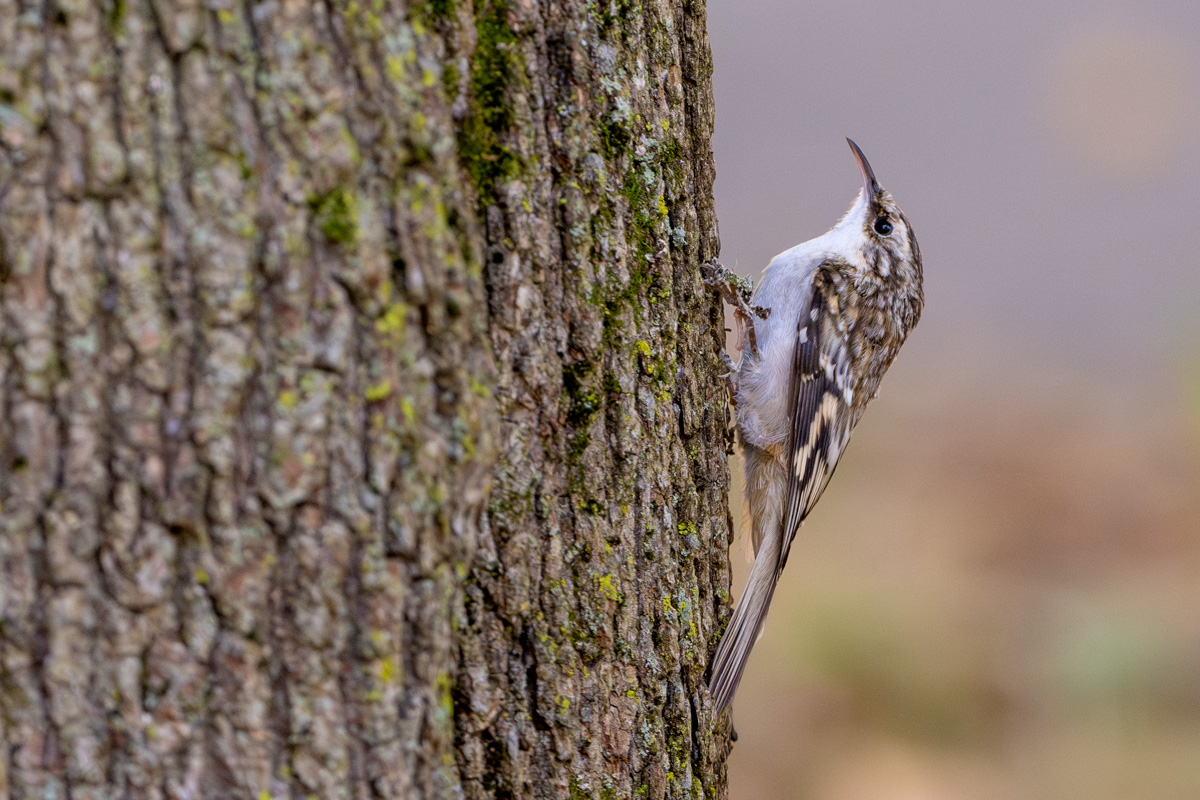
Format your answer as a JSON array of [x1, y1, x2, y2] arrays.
[[0, 0, 730, 796]]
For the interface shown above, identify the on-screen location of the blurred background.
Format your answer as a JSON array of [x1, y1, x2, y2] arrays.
[[707, 0, 1200, 797]]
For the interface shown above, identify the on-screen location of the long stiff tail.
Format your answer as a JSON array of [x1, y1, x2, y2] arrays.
[[707, 535, 783, 711]]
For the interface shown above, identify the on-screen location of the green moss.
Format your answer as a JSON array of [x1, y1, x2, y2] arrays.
[[109, 0, 127, 33], [458, 0, 525, 204], [658, 137, 685, 183], [591, 5, 613, 34], [441, 60, 460, 98], [309, 188, 359, 245], [600, 294, 627, 346], [563, 360, 601, 460], [564, 360, 600, 421], [599, 115, 632, 159], [588, 167, 669, 344], [568, 387, 600, 428], [608, 140, 685, 321], [597, 573, 621, 603], [418, 0, 456, 20], [579, 497, 604, 515], [375, 302, 408, 338], [635, 339, 667, 380], [582, 184, 652, 344], [621, 170, 654, 254], [365, 379, 392, 402], [434, 670, 455, 721], [667, 730, 689, 765], [566, 608, 599, 650], [468, 376, 491, 398]]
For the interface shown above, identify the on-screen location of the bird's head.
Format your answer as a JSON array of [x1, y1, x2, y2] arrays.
[[829, 139, 922, 287]]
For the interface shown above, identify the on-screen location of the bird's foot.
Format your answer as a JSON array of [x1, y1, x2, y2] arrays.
[[719, 350, 738, 407], [702, 260, 769, 358], [702, 260, 769, 321]]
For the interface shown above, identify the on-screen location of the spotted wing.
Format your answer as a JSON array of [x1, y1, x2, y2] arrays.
[[776, 269, 855, 571]]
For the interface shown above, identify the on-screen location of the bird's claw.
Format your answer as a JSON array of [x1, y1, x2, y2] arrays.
[[718, 350, 740, 413], [702, 260, 767, 358], [702, 261, 768, 320], [719, 350, 738, 381]]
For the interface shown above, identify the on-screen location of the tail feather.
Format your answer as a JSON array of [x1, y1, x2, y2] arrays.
[[708, 537, 782, 711]]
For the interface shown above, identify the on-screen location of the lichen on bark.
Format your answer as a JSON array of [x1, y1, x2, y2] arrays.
[[0, 0, 731, 797]]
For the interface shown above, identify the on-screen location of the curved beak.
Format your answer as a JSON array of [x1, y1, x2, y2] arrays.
[[846, 138, 879, 199]]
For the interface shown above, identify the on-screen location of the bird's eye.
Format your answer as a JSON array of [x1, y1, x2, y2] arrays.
[[873, 216, 893, 236]]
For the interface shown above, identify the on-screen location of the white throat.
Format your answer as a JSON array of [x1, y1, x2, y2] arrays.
[[812, 189, 870, 272]]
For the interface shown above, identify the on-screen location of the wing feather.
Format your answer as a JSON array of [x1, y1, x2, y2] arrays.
[[777, 275, 854, 569]]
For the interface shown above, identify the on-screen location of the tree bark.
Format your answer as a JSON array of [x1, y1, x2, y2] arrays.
[[0, 0, 730, 797]]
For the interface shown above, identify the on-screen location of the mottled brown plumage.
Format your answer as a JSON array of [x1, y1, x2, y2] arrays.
[[708, 140, 924, 712]]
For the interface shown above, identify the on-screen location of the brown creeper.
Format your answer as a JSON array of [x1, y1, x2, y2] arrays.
[[708, 139, 924, 712]]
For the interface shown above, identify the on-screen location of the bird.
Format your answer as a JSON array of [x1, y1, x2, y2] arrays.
[[706, 139, 924, 713]]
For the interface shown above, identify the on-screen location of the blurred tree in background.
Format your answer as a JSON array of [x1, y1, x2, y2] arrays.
[[0, 0, 733, 797]]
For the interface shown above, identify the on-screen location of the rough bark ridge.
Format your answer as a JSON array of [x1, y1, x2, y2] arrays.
[[0, 0, 730, 797], [453, 0, 730, 796]]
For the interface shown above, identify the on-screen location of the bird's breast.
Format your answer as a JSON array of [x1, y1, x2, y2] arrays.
[[734, 304, 801, 451]]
